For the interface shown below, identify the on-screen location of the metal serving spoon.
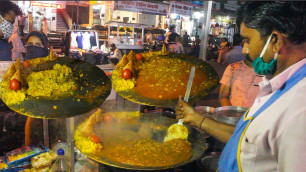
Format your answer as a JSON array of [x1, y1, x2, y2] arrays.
[[164, 66, 196, 142]]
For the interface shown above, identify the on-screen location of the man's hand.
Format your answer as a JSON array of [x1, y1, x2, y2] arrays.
[[176, 96, 203, 127]]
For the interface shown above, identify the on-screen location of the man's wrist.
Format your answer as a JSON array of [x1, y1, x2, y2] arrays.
[[190, 111, 203, 128]]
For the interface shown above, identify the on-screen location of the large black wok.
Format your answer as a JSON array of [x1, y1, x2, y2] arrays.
[[75, 111, 207, 170], [112, 52, 219, 107], [2, 58, 111, 119]]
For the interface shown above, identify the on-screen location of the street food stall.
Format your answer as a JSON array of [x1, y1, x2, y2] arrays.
[[0, 46, 244, 171], [107, 21, 146, 50]]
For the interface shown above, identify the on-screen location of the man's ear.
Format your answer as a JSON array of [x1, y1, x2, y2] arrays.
[[271, 31, 285, 53]]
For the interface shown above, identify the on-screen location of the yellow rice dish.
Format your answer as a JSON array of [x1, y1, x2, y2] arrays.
[[27, 64, 75, 98], [0, 56, 75, 105]]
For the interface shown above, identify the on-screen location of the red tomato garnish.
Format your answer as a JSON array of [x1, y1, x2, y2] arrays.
[[10, 79, 20, 90], [23, 61, 30, 68], [122, 69, 131, 79], [104, 114, 112, 122], [90, 134, 100, 143], [135, 54, 142, 61]]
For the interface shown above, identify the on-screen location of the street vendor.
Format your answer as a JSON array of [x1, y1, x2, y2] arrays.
[[24, 31, 49, 60], [176, 2, 306, 171], [24, 31, 50, 145]]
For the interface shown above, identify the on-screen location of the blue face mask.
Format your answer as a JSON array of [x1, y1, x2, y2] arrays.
[[251, 35, 278, 75]]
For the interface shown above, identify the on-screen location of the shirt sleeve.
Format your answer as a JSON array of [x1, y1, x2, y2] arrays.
[[278, 113, 306, 172], [220, 65, 233, 86]]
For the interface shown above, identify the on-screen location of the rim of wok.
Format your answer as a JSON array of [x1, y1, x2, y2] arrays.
[[75, 112, 207, 170], [2, 58, 111, 119], [112, 53, 219, 107]]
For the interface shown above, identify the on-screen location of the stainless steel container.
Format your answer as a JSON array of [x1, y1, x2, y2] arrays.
[[213, 106, 248, 125]]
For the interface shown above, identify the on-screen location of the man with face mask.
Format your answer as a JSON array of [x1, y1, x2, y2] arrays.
[[0, 0, 22, 61], [175, 2, 306, 172], [25, 31, 49, 60]]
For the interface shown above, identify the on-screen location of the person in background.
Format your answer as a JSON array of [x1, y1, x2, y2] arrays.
[[9, 17, 25, 61], [41, 17, 49, 36], [176, 2, 306, 171], [195, 35, 201, 46], [0, 0, 22, 61], [18, 13, 26, 36], [183, 31, 190, 46], [100, 41, 110, 54], [225, 34, 245, 64], [156, 31, 165, 44], [108, 43, 122, 64], [207, 34, 218, 60], [145, 31, 152, 44], [100, 41, 110, 64], [217, 38, 230, 63], [165, 25, 175, 44], [24, 31, 49, 60], [168, 33, 184, 54], [219, 58, 262, 108], [212, 22, 220, 36]]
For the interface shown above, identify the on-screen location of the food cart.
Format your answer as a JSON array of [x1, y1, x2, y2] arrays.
[[0, 48, 231, 171], [107, 21, 146, 50]]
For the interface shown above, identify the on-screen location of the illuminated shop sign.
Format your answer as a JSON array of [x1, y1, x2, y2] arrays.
[[31, 2, 63, 9]]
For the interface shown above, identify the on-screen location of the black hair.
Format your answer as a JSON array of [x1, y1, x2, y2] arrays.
[[26, 31, 49, 48], [169, 25, 175, 31], [236, 1, 306, 44], [0, 0, 22, 16], [169, 33, 179, 42], [110, 43, 116, 48], [233, 34, 242, 46]]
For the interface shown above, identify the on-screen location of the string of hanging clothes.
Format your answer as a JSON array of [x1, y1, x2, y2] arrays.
[[69, 30, 99, 51]]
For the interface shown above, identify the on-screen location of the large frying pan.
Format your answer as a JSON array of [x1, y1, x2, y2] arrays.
[[1, 58, 111, 119], [75, 112, 207, 170], [112, 52, 219, 107]]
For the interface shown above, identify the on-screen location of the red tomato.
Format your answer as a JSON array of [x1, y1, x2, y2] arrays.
[[90, 134, 100, 143], [135, 53, 142, 61], [122, 69, 131, 79], [23, 61, 30, 68], [104, 114, 112, 122], [10, 79, 20, 90]]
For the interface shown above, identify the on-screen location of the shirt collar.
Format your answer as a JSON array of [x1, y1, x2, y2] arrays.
[[259, 58, 306, 94]]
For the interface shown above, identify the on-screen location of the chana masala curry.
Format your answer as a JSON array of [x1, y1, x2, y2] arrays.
[[112, 44, 218, 106], [74, 110, 193, 167]]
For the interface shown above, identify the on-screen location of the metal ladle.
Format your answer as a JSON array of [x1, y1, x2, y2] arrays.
[[164, 67, 196, 142]]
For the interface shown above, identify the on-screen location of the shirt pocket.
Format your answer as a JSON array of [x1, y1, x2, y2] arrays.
[[240, 136, 258, 172]]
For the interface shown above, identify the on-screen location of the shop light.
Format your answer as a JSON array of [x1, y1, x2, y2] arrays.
[[193, 12, 202, 19], [171, 13, 177, 19], [93, 5, 101, 9], [226, 16, 229, 20]]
